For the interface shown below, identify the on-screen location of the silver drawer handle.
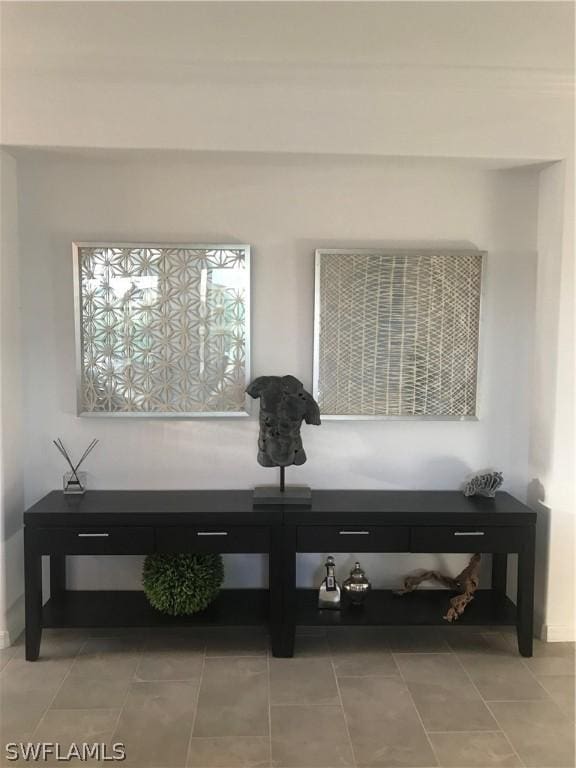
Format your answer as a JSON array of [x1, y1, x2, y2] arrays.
[[339, 530, 370, 535], [454, 531, 485, 536], [197, 531, 229, 536], [77, 533, 109, 538]]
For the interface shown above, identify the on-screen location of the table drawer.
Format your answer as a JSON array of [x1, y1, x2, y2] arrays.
[[156, 526, 270, 553], [297, 525, 409, 552], [37, 527, 154, 555], [411, 526, 523, 553]]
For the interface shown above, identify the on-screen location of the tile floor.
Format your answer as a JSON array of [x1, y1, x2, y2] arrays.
[[0, 626, 574, 768]]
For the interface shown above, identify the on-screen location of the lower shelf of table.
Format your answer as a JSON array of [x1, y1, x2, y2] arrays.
[[296, 589, 517, 626], [42, 589, 269, 627], [41, 588, 517, 629]]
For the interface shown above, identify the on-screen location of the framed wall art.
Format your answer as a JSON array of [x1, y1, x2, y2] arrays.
[[73, 243, 251, 417], [313, 249, 484, 419]]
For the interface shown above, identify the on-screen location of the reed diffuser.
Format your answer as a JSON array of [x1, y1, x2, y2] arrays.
[[53, 437, 98, 494]]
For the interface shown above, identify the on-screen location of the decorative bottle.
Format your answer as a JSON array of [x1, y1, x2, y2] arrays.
[[318, 556, 341, 609], [342, 561, 371, 607]]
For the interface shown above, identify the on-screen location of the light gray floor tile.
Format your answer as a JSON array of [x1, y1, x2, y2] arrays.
[[329, 629, 399, 678], [270, 658, 340, 705], [271, 704, 354, 767], [32, 708, 120, 767], [503, 637, 521, 655], [489, 699, 576, 768], [428, 731, 522, 767], [0, 644, 16, 672], [33, 707, 120, 740], [489, 625, 517, 635], [327, 627, 390, 647], [442, 631, 492, 654], [332, 650, 400, 678], [136, 635, 205, 682], [528, 640, 574, 657], [0, 653, 76, 740], [135, 651, 204, 682], [395, 654, 497, 732], [145, 626, 209, 639], [205, 628, 269, 657], [523, 655, 575, 677], [88, 627, 148, 639], [386, 628, 450, 653], [338, 675, 437, 767], [142, 631, 206, 650], [536, 675, 575, 719], [33, 629, 89, 659], [1, 654, 72, 689], [4, 627, 573, 768], [4, 629, 85, 666], [520, 641, 575, 677], [0, 684, 57, 743], [458, 653, 550, 701], [479, 633, 521, 656], [193, 658, 268, 738], [293, 634, 331, 657], [51, 676, 131, 709], [69, 638, 142, 680], [113, 681, 198, 767], [187, 736, 270, 767], [445, 631, 517, 656]]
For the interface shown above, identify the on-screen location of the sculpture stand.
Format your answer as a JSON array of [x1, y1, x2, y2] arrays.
[[253, 467, 312, 507]]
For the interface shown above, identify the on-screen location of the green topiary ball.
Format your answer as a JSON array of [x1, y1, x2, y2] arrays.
[[142, 553, 224, 616]]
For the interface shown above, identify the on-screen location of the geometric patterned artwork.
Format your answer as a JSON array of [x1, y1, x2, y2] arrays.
[[313, 250, 483, 419], [73, 243, 250, 416]]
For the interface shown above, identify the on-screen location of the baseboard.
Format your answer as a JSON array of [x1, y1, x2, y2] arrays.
[[541, 623, 576, 642], [0, 593, 25, 648]]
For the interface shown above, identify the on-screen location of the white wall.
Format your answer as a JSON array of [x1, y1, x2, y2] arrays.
[[0, 149, 24, 646], [530, 161, 575, 640], [15, 149, 538, 591]]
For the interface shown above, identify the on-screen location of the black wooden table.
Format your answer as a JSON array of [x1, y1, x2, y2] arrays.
[[24, 491, 284, 661], [24, 489, 536, 660], [280, 491, 536, 657]]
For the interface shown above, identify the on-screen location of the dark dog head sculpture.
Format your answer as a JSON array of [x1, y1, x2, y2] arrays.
[[246, 375, 321, 467]]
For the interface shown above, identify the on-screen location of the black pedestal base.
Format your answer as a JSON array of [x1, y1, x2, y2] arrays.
[[253, 485, 312, 506]]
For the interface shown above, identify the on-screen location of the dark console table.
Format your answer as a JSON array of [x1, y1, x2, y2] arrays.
[[281, 491, 536, 657], [24, 490, 536, 661], [24, 491, 284, 661]]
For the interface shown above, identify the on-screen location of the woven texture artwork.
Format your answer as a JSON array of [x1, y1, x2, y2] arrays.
[[314, 251, 483, 417], [76, 245, 249, 415]]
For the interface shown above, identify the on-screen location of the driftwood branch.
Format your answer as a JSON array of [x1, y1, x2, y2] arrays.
[[396, 553, 482, 622]]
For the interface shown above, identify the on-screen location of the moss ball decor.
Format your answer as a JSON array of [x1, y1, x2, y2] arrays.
[[142, 553, 224, 616]]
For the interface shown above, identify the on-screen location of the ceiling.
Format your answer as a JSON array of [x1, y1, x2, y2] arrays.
[[2, 1, 573, 75], [1, 2, 573, 157]]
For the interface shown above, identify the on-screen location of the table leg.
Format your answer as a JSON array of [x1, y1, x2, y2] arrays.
[[24, 528, 42, 661], [277, 525, 296, 658], [50, 555, 66, 599], [269, 525, 284, 657], [491, 553, 508, 594], [517, 526, 536, 657]]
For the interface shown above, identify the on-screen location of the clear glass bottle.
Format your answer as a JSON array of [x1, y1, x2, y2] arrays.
[[318, 556, 341, 609], [63, 471, 87, 494]]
